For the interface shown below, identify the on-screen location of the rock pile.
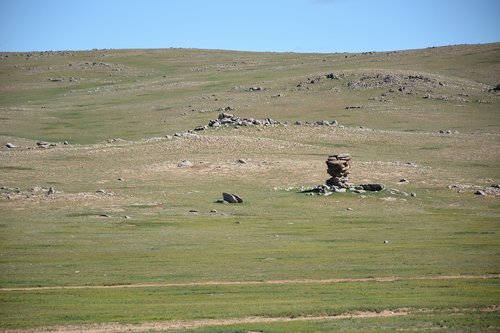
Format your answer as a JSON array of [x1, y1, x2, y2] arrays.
[[178, 113, 343, 138], [207, 112, 279, 129]]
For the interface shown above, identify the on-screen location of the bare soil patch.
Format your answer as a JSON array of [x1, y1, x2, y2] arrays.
[[0, 309, 411, 333]]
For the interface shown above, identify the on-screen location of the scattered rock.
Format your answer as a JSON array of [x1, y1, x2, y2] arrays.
[[326, 73, 344, 80], [248, 86, 264, 92], [177, 160, 193, 167], [106, 138, 124, 144], [449, 184, 500, 196], [222, 192, 243, 203], [388, 188, 408, 196], [488, 84, 500, 93], [439, 129, 455, 134], [360, 184, 385, 191], [208, 112, 281, 128], [194, 125, 207, 131]]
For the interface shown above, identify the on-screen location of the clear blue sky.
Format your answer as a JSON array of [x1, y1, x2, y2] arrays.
[[1, 0, 499, 53]]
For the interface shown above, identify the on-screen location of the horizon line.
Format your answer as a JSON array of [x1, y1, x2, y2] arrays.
[[1, 41, 499, 55]]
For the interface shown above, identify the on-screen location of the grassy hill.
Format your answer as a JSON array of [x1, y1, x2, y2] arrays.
[[0, 44, 499, 332], [1, 43, 499, 144]]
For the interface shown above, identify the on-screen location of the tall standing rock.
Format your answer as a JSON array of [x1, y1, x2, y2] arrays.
[[325, 154, 352, 189]]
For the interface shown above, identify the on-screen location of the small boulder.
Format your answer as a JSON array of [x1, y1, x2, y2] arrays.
[[360, 183, 385, 191], [194, 125, 207, 131], [178, 160, 193, 167], [218, 112, 234, 120], [5, 143, 16, 148], [222, 192, 243, 203]]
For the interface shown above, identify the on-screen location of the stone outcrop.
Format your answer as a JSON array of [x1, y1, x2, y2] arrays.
[[325, 154, 352, 189], [306, 154, 385, 195]]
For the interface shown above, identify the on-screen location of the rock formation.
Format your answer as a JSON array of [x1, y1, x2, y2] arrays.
[[325, 154, 352, 189], [306, 154, 385, 195]]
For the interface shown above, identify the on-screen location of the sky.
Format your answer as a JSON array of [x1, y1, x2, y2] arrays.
[[0, 0, 499, 53]]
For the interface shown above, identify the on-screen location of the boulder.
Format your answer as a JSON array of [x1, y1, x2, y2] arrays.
[[177, 160, 193, 167], [222, 192, 243, 203], [248, 86, 263, 91], [218, 112, 234, 119], [360, 184, 385, 191]]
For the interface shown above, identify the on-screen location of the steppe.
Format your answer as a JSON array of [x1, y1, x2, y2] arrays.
[[0, 43, 499, 332]]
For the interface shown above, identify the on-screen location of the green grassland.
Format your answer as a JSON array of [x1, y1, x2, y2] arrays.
[[0, 44, 499, 331]]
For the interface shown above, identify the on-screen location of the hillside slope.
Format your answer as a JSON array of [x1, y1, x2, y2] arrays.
[[1, 43, 499, 144], [0, 44, 499, 331]]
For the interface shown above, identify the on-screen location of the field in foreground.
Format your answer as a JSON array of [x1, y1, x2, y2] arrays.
[[0, 44, 499, 332]]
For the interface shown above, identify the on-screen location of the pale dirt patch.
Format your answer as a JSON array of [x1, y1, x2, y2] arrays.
[[4, 306, 499, 333], [0, 309, 411, 333]]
